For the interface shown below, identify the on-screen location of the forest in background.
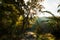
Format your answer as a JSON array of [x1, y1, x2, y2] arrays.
[[0, 0, 60, 40]]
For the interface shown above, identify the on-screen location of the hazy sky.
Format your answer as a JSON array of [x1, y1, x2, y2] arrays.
[[39, 0, 60, 17], [24, 0, 60, 17]]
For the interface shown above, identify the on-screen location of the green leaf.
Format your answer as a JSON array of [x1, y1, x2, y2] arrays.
[[58, 4, 60, 8], [57, 9, 60, 12]]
